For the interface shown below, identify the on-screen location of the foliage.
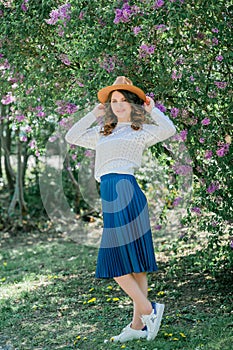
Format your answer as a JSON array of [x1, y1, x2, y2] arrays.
[[0, 0, 232, 272]]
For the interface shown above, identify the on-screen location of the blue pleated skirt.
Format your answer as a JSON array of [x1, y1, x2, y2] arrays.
[[95, 173, 158, 279]]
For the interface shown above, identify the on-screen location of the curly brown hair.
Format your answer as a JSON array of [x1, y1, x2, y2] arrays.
[[100, 90, 148, 136]]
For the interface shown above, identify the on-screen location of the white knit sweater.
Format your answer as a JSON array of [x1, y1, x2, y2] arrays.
[[65, 107, 176, 182]]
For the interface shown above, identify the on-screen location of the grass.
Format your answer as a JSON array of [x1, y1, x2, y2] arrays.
[[0, 226, 232, 350]]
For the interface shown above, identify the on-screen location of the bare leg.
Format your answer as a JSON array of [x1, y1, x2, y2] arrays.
[[114, 273, 152, 330], [131, 272, 149, 329]]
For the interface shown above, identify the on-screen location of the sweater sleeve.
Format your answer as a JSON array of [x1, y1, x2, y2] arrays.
[[144, 107, 176, 148], [65, 112, 100, 150]]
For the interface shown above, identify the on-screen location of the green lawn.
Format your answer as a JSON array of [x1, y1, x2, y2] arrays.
[[0, 227, 232, 350]]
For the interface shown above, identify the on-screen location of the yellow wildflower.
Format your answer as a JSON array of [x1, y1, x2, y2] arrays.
[[76, 335, 81, 340], [121, 345, 126, 349], [180, 332, 186, 338], [106, 298, 111, 302], [107, 285, 113, 290], [157, 291, 165, 296], [89, 287, 94, 292], [112, 297, 119, 301], [173, 337, 179, 341], [87, 297, 96, 303]]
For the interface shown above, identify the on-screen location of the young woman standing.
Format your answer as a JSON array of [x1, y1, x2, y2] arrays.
[[65, 76, 176, 343]]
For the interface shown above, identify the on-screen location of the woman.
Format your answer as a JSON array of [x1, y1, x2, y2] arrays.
[[65, 76, 176, 343]]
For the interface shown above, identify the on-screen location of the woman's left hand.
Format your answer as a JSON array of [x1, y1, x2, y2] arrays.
[[144, 96, 155, 113]]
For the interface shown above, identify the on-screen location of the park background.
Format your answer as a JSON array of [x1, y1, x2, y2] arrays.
[[0, 0, 232, 349]]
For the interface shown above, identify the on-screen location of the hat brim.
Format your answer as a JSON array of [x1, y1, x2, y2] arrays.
[[97, 84, 146, 103]]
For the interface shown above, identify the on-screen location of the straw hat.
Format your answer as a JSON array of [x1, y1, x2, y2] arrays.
[[97, 76, 146, 103]]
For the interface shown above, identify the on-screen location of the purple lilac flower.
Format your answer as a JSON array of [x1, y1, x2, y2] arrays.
[[154, 0, 165, 8], [155, 102, 166, 113], [230, 240, 233, 249], [172, 70, 182, 80], [20, 135, 28, 142], [191, 206, 202, 214], [189, 75, 195, 81], [45, 3, 71, 25], [60, 54, 71, 66], [25, 125, 32, 133], [216, 143, 229, 157], [216, 55, 223, 61], [77, 81, 84, 87], [49, 134, 59, 143], [214, 81, 228, 89], [199, 138, 205, 143], [15, 115, 25, 122], [29, 140, 36, 149], [133, 26, 141, 35], [155, 24, 167, 32], [21, 0, 28, 12], [139, 44, 156, 58], [170, 107, 179, 118], [179, 129, 188, 141], [173, 163, 192, 175], [173, 197, 183, 206], [114, 2, 138, 24], [201, 117, 210, 125], [147, 92, 155, 99], [84, 150, 93, 157], [37, 111, 46, 117], [212, 28, 219, 33], [56, 101, 78, 115], [207, 181, 219, 194], [1, 93, 16, 105], [204, 150, 213, 159], [212, 37, 218, 45], [79, 11, 84, 20], [100, 54, 116, 73], [57, 25, 65, 37]]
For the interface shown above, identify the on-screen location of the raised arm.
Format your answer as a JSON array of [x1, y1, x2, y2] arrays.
[[65, 104, 105, 149], [143, 98, 176, 147]]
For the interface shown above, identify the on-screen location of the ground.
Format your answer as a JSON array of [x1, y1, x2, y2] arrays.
[[0, 219, 232, 350]]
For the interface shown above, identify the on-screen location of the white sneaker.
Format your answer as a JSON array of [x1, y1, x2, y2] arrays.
[[141, 302, 165, 341], [110, 323, 147, 343]]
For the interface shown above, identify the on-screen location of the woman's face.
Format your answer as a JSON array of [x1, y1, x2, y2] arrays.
[[110, 91, 132, 122]]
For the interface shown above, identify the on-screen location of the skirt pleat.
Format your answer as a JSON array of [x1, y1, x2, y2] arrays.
[[95, 173, 158, 279]]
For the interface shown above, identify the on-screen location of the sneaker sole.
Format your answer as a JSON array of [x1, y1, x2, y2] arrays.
[[147, 303, 165, 341]]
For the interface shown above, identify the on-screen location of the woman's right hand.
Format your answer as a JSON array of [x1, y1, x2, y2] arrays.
[[92, 103, 105, 118]]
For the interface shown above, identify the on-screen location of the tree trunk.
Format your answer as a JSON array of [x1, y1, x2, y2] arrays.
[[8, 130, 27, 219], [0, 105, 15, 192]]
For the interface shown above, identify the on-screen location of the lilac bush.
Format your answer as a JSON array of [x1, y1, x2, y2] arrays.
[[0, 0, 232, 271]]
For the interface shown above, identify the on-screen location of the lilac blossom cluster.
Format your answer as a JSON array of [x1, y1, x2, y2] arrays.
[[113, 2, 140, 24], [207, 181, 219, 194], [45, 3, 71, 26], [155, 101, 166, 113], [55, 100, 78, 115], [173, 162, 192, 176], [21, 0, 29, 12], [216, 142, 230, 157], [59, 54, 71, 66], [1, 92, 16, 105], [139, 44, 155, 59], [100, 55, 117, 73]]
